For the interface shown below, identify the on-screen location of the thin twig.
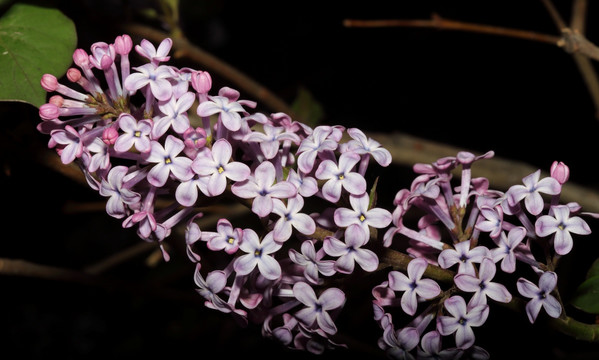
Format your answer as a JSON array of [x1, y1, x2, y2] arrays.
[[343, 14, 560, 45]]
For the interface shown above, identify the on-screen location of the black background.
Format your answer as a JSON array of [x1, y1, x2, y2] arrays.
[[2, 0, 599, 359]]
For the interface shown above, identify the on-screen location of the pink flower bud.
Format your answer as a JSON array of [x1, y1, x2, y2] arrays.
[[102, 127, 119, 145], [183, 127, 207, 149], [550, 161, 569, 184], [73, 48, 90, 68], [39, 103, 60, 120], [66, 68, 82, 82], [191, 71, 212, 94], [48, 95, 64, 107], [114, 34, 133, 55], [40, 74, 58, 92]]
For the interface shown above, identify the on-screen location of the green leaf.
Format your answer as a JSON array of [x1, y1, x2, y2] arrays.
[[291, 86, 324, 128], [570, 275, 599, 314], [0, 3, 76, 108]]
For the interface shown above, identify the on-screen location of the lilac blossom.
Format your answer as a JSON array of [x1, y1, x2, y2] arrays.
[[437, 295, 489, 349], [315, 152, 366, 203], [191, 138, 250, 196], [454, 257, 512, 307], [417, 331, 463, 359], [135, 38, 172, 65], [194, 266, 238, 315], [50, 125, 83, 164], [535, 204, 591, 255], [271, 195, 316, 241], [516, 271, 562, 323], [175, 174, 209, 206], [475, 205, 503, 239], [85, 137, 110, 172], [438, 240, 490, 276], [152, 91, 195, 138], [288, 240, 335, 284], [323, 224, 379, 274], [124, 63, 175, 101], [343, 127, 392, 174], [99, 165, 141, 218], [244, 123, 301, 159], [114, 113, 152, 153], [506, 169, 561, 216], [387, 257, 441, 315], [381, 325, 420, 360], [286, 168, 318, 197], [196, 91, 247, 132], [231, 161, 297, 217], [293, 281, 345, 335], [200, 218, 243, 254], [333, 192, 392, 237], [490, 226, 526, 273], [234, 229, 282, 280], [296, 125, 339, 173], [146, 135, 193, 187]]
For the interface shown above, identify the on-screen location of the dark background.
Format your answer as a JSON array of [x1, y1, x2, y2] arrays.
[[2, 0, 599, 359]]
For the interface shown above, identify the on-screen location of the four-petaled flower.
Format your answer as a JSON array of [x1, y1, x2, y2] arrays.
[[201, 218, 243, 254], [454, 257, 512, 307], [191, 138, 251, 196], [124, 63, 175, 101], [293, 281, 345, 335], [152, 91, 195, 138], [438, 240, 490, 276], [323, 224, 379, 274], [315, 152, 366, 203], [535, 204, 591, 255], [99, 165, 141, 219], [288, 240, 336, 284], [146, 135, 193, 187], [271, 195, 316, 241], [114, 113, 152, 153], [507, 169, 561, 215], [387, 257, 441, 315], [517, 271, 562, 323], [333, 192, 392, 237], [196, 93, 247, 132], [234, 229, 282, 280], [231, 161, 297, 217], [437, 295, 489, 349], [490, 226, 526, 273]]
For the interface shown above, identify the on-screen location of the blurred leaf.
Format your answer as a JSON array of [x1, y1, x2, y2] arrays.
[[291, 86, 324, 128], [570, 274, 599, 314], [0, 3, 76, 108], [585, 257, 599, 279]]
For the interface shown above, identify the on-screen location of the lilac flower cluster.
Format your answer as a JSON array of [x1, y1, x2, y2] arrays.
[[37, 35, 596, 358], [37, 35, 395, 353], [375, 154, 596, 358]]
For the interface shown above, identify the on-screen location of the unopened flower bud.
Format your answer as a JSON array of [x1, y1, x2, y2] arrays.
[[48, 95, 64, 107], [39, 103, 60, 120], [102, 127, 119, 145], [40, 74, 58, 92], [72, 48, 90, 68], [191, 70, 212, 94], [114, 34, 133, 55], [550, 161, 569, 184], [66, 68, 82, 82]]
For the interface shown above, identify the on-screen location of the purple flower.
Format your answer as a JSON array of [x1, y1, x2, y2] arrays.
[[233, 229, 282, 280], [454, 257, 512, 307], [333, 192, 392, 237], [85, 137, 110, 172], [114, 113, 152, 153], [146, 135, 193, 187], [244, 123, 301, 159], [196, 94, 247, 132], [286, 168, 318, 197], [517, 271, 562, 323], [437, 295, 489, 349], [99, 165, 141, 218], [288, 240, 335, 284], [152, 91, 195, 138], [175, 174, 209, 206], [490, 226, 526, 273], [475, 205, 503, 239], [296, 125, 339, 173], [271, 195, 316, 241], [315, 152, 366, 203], [506, 169, 561, 215], [382, 325, 420, 359], [194, 266, 237, 314], [387, 258, 441, 315], [124, 63, 175, 101], [191, 138, 250, 196], [438, 240, 490, 276], [201, 218, 243, 254], [418, 331, 463, 359], [535, 204, 591, 255], [135, 38, 172, 65], [293, 281, 345, 335], [50, 125, 83, 164], [344, 127, 392, 166], [231, 161, 297, 217], [323, 224, 379, 274]]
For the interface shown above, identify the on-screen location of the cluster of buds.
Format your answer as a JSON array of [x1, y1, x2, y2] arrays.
[[37, 35, 596, 358]]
